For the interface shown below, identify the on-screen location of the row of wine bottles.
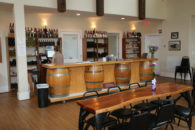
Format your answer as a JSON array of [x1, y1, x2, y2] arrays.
[[8, 37, 59, 47], [124, 32, 142, 38], [87, 42, 107, 48], [84, 30, 108, 38], [9, 23, 59, 38], [87, 52, 108, 58]]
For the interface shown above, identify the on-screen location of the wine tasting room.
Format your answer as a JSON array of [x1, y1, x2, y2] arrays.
[[0, 0, 195, 130]]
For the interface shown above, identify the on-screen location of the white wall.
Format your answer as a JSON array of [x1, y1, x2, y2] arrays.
[[161, 0, 195, 79], [190, 16, 195, 67], [0, 0, 167, 19], [146, 0, 167, 19]]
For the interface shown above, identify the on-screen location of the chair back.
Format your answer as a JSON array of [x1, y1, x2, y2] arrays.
[[181, 56, 190, 68], [83, 90, 99, 100], [156, 103, 175, 125], [128, 112, 151, 130], [128, 83, 141, 89], [107, 86, 121, 95]]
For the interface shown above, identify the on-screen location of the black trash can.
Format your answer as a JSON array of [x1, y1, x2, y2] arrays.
[[37, 84, 49, 108]]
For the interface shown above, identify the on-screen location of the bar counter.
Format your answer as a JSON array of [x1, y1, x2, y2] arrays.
[[42, 58, 157, 103]]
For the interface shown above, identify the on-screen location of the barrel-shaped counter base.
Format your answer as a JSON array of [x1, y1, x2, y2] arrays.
[[46, 68, 70, 98], [115, 63, 131, 85], [140, 61, 154, 82], [85, 65, 104, 91]]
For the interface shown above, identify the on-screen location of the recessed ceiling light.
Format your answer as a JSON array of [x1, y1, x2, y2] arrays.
[[76, 13, 80, 16], [121, 17, 125, 20]]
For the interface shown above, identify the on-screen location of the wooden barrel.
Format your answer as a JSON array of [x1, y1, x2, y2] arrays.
[[115, 63, 131, 85], [140, 61, 154, 82], [46, 68, 70, 98], [85, 65, 104, 91]]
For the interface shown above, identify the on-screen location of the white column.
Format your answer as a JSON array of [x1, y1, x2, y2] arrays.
[[13, 1, 30, 100]]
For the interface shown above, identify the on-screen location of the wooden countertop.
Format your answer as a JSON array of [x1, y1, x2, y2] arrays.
[[42, 58, 158, 69], [76, 82, 193, 114]]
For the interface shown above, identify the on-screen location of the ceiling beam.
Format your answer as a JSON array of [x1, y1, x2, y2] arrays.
[[96, 0, 104, 16], [138, 0, 145, 20], [57, 0, 66, 13]]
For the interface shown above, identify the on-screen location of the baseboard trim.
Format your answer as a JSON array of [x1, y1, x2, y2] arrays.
[[160, 72, 191, 80], [17, 91, 30, 100], [0, 86, 9, 93]]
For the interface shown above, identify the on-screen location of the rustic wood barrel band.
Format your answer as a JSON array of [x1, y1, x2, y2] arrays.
[[50, 86, 69, 89], [86, 81, 104, 83], [85, 70, 104, 73], [115, 77, 130, 80], [85, 65, 104, 91], [47, 73, 69, 76]]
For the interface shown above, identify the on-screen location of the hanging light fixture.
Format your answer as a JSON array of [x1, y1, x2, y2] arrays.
[[138, 0, 145, 20], [96, 0, 104, 16], [57, 0, 66, 13]]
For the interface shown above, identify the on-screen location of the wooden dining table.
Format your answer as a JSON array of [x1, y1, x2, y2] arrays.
[[76, 82, 193, 130]]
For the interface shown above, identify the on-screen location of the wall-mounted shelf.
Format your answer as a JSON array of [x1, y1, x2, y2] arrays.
[[122, 36, 141, 59], [83, 38, 108, 61]]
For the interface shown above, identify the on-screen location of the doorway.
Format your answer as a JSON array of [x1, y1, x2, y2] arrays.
[[144, 34, 161, 75], [60, 30, 82, 62], [107, 33, 121, 58]]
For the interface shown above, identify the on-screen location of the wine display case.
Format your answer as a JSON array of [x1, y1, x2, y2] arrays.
[[83, 30, 109, 61], [6, 36, 62, 90], [122, 32, 142, 59], [83, 38, 108, 61]]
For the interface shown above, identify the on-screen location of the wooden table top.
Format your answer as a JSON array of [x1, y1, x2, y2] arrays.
[[42, 58, 158, 69], [76, 82, 193, 114]]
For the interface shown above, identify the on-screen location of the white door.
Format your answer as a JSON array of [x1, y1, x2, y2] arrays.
[[60, 30, 82, 62], [144, 34, 161, 75], [108, 33, 121, 58]]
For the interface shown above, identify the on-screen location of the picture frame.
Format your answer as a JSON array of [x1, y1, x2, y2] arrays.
[[168, 40, 181, 51], [171, 32, 179, 39]]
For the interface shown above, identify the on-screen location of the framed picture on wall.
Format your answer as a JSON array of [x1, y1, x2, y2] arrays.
[[171, 32, 179, 39], [168, 40, 181, 51]]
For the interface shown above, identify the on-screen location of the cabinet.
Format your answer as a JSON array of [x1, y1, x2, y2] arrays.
[[83, 38, 108, 61], [6, 36, 61, 89], [122, 37, 141, 59]]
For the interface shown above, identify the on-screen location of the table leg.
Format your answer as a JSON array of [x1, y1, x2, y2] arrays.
[[95, 112, 107, 130], [182, 91, 192, 107], [78, 108, 90, 130]]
